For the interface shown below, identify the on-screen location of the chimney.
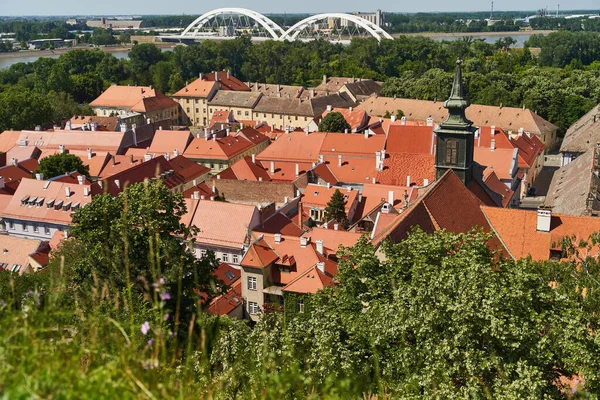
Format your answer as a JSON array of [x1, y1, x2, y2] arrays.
[[144, 154, 152, 162], [372, 177, 376, 184], [344, 128, 349, 134], [295, 163, 299, 177], [338, 154, 342, 167], [326, 182, 331, 189], [59, 144, 65, 154], [227, 70, 230, 79], [491, 126, 496, 136], [0, 176, 4, 189], [214, 71, 218, 81], [490, 139, 496, 151], [406, 175, 411, 186], [316, 239, 324, 255], [376, 151, 382, 170], [212, 185, 216, 193], [318, 154, 324, 164], [11, 158, 17, 167], [87, 148, 92, 160], [212, 134, 216, 142], [518, 127, 524, 136], [298, 201, 303, 227], [252, 153, 256, 163], [424, 178, 429, 186], [274, 233, 282, 244], [35, 173, 44, 180], [147, 118, 151, 125], [333, 223, 339, 231], [199, 72, 203, 80], [258, 177, 263, 182], [115, 179, 120, 189], [84, 187, 89, 197], [66, 120, 72, 130], [401, 116, 406, 126], [131, 125, 137, 146], [326, 105, 332, 112], [426, 117, 433, 126], [174, 149, 179, 157], [270, 161, 275, 174], [537, 208, 551, 232], [120, 122, 127, 133], [391, 115, 396, 122], [77, 175, 85, 185], [317, 262, 325, 274], [322, 74, 327, 85], [388, 190, 394, 205], [284, 196, 289, 203], [300, 236, 309, 248], [310, 89, 315, 98], [194, 191, 200, 199], [112, 155, 116, 166], [364, 130, 369, 139], [200, 195, 205, 200], [65, 186, 71, 198], [91, 123, 96, 131]]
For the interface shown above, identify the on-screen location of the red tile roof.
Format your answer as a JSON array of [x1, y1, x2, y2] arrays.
[[386, 125, 435, 154], [320, 132, 386, 157], [172, 79, 218, 98], [203, 70, 250, 92], [207, 280, 243, 316], [481, 206, 600, 261], [148, 130, 193, 156], [376, 153, 435, 186], [321, 108, 369, 131], [257, 131, 325, 163], [303, 184, 358, 213], [184, 133, 258, 161], [89, 85, 177, 112], [0, 130, 21, 153], [510, 133, 544, 168]]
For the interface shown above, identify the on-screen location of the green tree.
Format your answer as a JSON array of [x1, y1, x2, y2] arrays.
[[323, 189, 347, 227], [35, 153, 89, 179], [318, 112, 351, 133]]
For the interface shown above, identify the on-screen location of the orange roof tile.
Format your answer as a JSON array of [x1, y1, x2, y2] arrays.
[[0, 131, 22, 153], [282, 264, 334, 294], [0, 235, 45, 273], [377, 153, 435, 186], [358, 183, 415, 218], [89, 86, 177, 112], [320, 132, 386, 157], [2, 177, 94, 225], [303, 184, 358, 213], [257, 131, 326, 163], [481, 206, 600, 261], [321, 156, 379, 185], [220, 156, 271, 181], [207, 280, 243, 316], [306, 227, 363, 255], [474, 147, 517, 181], [483, 171, 514, 207], [148, 130, 193, 156], [173, 79, 218, 98], [321, 108, 369, 131], [386, 125, 436, 154], [183, 134, 257, 161], [203, 70, 250, 92]]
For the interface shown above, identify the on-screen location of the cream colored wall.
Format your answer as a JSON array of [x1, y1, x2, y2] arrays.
[[178, 97, 212, 127], [240, 266, 265, 322], [209, 105, 254, 122], [252, 111, 311, 130]]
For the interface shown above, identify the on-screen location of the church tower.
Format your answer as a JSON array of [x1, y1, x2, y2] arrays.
[[434, 59, 476, 185]]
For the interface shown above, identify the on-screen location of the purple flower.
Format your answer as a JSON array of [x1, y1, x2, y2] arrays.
[[164, 313, 170, 321], [146, 338, 154, 348], [160, 292, 171, 301], [141, 321, 150, 335]]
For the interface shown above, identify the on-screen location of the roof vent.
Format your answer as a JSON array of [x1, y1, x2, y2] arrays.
[[274, 233, 282, 244], [537, 208, 551, 232]]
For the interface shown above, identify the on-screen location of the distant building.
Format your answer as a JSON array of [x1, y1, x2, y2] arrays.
[[352, 10, 385, 27], [86, 18, 143, 30], [559, 103, 600, 166]]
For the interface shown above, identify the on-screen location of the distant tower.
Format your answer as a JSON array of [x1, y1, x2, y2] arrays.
[[557, 4, 560, 17], [434, 59, 476, 185], [490, 1, 494, 20]]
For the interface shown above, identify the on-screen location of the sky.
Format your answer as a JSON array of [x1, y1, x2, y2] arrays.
[[1, 0, 599, 16]]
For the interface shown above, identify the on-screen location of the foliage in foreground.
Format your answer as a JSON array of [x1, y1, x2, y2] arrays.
[[1, 208, 600, 397]]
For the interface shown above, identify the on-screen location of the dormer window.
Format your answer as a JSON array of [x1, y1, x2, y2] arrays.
[[46, 199, 55, 209], [36, 198, 44, 207], [71, 202, 80, 211], [20, 196, 30, 206], [28, 197, 37, 206], [63, 202, 71, 212], [54, 200, 63, 210]]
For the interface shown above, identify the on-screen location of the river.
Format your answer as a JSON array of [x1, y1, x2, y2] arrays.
[[0, 50, 130, 70]]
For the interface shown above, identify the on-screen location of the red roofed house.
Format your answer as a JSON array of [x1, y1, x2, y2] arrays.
[[0, 235, 50, 275], [89, 85, 179, 127], [240, 233, 337, 321], [202, 70, 250, 92], [172, 79, 219, 127], [303, 183, 359, 225], [2, 176, 94, 241], [321, 107, 370, 133], [184, 129, 269, 174], [181, 198, 260, 266]]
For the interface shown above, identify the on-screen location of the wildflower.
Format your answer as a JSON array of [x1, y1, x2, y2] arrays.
[[141, 321, 150, 335], [160, 292, 171, 301], [164, 313, 170, 321], [146, 338, 154, 348]]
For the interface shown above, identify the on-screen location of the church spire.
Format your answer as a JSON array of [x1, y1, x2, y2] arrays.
[[433, 58, 476, 185]]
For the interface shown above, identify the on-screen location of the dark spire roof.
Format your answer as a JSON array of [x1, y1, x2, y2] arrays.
[[438, 59, 473, 131]]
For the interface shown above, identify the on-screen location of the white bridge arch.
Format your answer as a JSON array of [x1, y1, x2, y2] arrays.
[[178, 9, 393, 42], [281, 13, 393, 42], [181, 8, 286, 40]]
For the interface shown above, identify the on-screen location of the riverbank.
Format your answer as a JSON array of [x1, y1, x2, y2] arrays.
[[0, 42, 177, 61], [396, 29, 556, 38]]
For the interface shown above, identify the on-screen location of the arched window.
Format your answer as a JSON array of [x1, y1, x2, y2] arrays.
[[445, 139, 458, 164]]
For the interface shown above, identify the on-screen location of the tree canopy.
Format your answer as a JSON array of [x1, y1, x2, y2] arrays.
[[35, 153, 89, 179], [324, 188, 348, 228], [318, 111, 351, 133]]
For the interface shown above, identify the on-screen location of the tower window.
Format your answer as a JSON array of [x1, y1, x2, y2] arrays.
[[445, 139, 458, 165]]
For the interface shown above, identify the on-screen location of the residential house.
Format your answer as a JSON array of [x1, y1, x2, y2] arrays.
[[172, 79, 219, 127], [181, 198, 260, 266], [201, 70, 250, 92], [302, 183, 359, 224], [559, 103, 600, 166], [247, 82, 305, 99], [321, 107, 370, 133], [89, 85, 179, 127], [544, 145, 600, 216], [0, 235, 50, 275], [1, 176, 94, 241], [240, 233, 336, 321], [183, 128, 269, 174], [208, 91, 262, 122]]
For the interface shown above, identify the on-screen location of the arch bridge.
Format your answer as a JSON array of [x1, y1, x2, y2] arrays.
[[163, 8, 393, 43]]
